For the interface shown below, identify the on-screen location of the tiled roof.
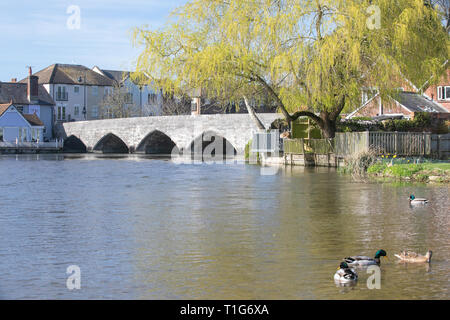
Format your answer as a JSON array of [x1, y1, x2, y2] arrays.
[[101, 70, 129, 83], [96, 67, 149, 86], [23, 113, 44, 126], [19, 64, 115, 86], [0, 82, 55, 106], [396, 91, 448, 113], [0, 102, 13, 116]]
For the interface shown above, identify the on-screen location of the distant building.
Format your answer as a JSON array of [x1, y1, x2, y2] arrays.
[[0, 102, 44, 143], [0, 68, 55, 140], [20, 64, 115, 122], [92, 66, 163, 117]]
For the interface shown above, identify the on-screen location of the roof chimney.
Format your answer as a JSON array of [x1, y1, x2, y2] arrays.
[[27, 67, 39, 103], [11, 78, 17, 83]]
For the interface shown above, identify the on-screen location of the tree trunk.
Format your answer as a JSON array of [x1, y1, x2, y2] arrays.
[[243, 95, 266, 130], [318, 111, 337, 138]]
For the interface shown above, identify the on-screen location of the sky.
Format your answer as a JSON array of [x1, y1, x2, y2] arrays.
[[0, 0, 186, 82]]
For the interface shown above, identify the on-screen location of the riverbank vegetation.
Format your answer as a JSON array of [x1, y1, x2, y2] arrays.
[[367, 162, 450, 183], [341, 151, 450, 183]]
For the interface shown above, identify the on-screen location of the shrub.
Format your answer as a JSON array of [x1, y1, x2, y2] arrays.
[[343, 149, 378, 177]]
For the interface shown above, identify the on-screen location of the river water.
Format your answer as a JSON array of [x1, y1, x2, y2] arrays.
[[0, 154, 448, 299]]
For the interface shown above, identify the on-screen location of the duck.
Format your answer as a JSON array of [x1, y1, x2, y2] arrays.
[[343, 249, 388, 267], [394, 250, 432, 263], [409, 195, 428, 205], [334, 262, 358, 283]]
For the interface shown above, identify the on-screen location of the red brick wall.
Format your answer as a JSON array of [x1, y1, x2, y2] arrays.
[[353, 96, 413, 118], [424, 68, 450, 112]]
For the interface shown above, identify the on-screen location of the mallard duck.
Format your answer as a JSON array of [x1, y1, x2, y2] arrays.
[[343, 249, 387, 267], [394, 250, 432, 263], [409, 195, 428, 205], [334, 262, 358, 283]]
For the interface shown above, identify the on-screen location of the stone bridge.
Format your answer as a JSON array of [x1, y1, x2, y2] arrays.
[[62, 113, 280, 154]]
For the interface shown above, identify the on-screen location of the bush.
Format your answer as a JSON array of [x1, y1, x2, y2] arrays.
[[343, 149, 378, 177]]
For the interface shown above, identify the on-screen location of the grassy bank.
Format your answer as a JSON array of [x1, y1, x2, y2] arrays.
[[367, 162, 450, 183]]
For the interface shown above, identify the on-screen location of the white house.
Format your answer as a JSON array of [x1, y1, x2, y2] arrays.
[[92, 67, 163, 117], [0, 102, 44, 143], [21, 64, 115, 122]]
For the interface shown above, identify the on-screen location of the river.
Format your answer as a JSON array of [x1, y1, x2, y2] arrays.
[[0, 154, 448, 299]]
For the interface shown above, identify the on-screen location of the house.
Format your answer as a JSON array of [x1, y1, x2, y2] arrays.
[[347, 66, 450, 120], [0, 68, 55, 141], [0, 102, 44, 143], [20, 64, 115, 122], [92, 67, 163, 117], [422, 67, 450, 112], [346, 90, 449, 119]]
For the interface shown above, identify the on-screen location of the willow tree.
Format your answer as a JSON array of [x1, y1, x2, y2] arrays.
[[132, 0, 449, 138]]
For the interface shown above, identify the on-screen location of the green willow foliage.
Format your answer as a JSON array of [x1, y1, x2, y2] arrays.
[[132, 0, 449, 137]]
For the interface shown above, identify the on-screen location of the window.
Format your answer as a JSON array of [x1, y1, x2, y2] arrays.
[[125, 92, 133, 104], [104, 87, 112, 97], [0, 128, 3, 142], [91, 106, 98, 118], [74, 86, 80, 94], [74, 105, 80, 116], [148, 93, 157, 104], [104, 106, 113, 119], [437, 86, 450, 101], [56, 86, 68, 101], [57, 106, 66, 120], [92, 86, 98, 96]]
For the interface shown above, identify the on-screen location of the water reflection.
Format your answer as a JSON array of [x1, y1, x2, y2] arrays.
[[0, 155, 448, 299]]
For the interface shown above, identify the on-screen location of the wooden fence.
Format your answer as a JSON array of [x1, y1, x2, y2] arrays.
[[335, 132, 449, 158], [284, 138, 334, 154]]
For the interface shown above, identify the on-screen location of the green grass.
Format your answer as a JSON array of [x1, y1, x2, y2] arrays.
[[366, 161, 450, 182], [420, 162, 450, 171], [384, 164, 424, 177]]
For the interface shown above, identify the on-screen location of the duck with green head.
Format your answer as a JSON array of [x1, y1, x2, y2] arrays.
[[343, 249, 388, 267], [409, 195, 428, 205], [334, 262, 358, 283]]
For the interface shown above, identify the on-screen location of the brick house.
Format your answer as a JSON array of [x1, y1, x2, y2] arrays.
[[423, 67, 450, 112], [347, 67, 450, 119]]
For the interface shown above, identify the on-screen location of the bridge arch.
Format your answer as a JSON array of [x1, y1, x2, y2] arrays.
[[136, 130, 179, 155], [187, 130, 237, 159], [63, 135, 87, 153], [93, 133, 129, 154]]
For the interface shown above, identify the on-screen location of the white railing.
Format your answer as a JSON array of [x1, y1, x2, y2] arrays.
[[0, 139, 64, 149]]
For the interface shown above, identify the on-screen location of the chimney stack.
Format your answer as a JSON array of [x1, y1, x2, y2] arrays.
[[27, 67, 39, 103], [11, 78, 17, 83]]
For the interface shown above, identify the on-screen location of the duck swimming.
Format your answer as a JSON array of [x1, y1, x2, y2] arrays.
[[409, 195, 428, 205], [334, 262, 358, 283], [394, 250, 432, 263], [343, 249, 388, 267]]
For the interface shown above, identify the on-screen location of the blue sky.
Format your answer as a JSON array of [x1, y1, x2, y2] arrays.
[[0, 0, 186, 81]]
